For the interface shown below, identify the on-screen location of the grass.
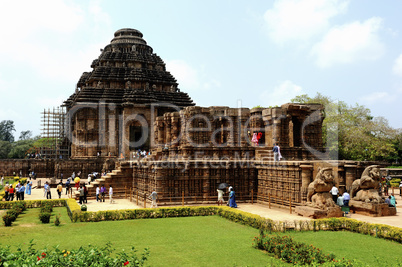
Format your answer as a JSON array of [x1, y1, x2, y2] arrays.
[[2, 207, 402, 266], [0, 207, 287, 266], [287, 230, 402, 266]]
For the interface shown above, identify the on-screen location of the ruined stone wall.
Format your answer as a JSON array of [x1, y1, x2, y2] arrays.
[[0, 159, 109, 179], [131, 160, 257, 205]]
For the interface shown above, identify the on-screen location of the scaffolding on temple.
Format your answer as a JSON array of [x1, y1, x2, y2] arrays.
[[40, 107, 70, 159]]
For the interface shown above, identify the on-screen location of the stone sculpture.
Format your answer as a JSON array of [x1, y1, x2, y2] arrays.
[[307, 167, 337, 209], [350, 165, 382, 203]]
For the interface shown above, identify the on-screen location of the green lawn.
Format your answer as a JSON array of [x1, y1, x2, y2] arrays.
[[0, 207, 287, 266], [287, 231, 402, 266], [2, 207, 402, 266]]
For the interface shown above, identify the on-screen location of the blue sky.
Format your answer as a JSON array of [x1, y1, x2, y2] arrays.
[[0, 0, 401, 138]]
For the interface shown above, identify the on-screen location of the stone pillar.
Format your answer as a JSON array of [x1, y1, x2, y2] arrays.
[[300, 164, 313, 204], [344, 164, 357, 193]]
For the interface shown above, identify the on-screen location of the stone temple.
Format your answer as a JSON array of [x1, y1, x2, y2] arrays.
[[0, 28, 393, 218]]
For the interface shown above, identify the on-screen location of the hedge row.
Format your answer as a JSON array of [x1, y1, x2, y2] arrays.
[[2, 199, 402, 244], [0, 199, 65, 209]]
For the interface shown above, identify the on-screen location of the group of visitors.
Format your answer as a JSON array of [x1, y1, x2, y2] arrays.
[[217, 185, 237, 208], [250, 131, 264, 146], [133, 149, 150, 159], [330, 185, 350, 207], [385, 194, 397, 208], [95, 184, 114, 204], [3, 180, 32, 201]]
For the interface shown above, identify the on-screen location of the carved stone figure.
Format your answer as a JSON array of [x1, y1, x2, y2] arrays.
[[307, 167, 337, 209], [350, 165, 382, 203]]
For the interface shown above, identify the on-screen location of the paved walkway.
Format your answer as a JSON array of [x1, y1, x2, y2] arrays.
[[11, 178, 402, 228]]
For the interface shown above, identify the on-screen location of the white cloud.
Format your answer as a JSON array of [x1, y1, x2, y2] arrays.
[[260, 80, 304, 106], [359, 91, 391, 105], [311, 17, 385, 68], [392, 54, 402, 76], [166, 60, 220, 91], [263, 0, 349, 45], [0, 0, 111, 82]]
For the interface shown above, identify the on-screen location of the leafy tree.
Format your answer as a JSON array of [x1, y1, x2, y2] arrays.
[[0, 120, 15, 142], [291, 93, 399, 161], [8, 139, 36, 159], [0, 140, 12, 159], [19, 130, 33, 140]]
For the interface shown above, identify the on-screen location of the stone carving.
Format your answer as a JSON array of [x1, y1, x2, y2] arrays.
[[350, 165, 382, 203], [307, 167, 337, 209]]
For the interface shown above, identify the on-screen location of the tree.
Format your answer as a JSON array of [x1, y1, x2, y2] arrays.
[[19, 130, 33, 140], [8, 139, 36, 159], [0, 140, 12, 159], [291, 93, 399, 161], [0, 120, 15, 142]]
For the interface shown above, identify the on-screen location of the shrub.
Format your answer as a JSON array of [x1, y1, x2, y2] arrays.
[[2, 214, 15, 226], [54, 214, 61, 226], [0, 241, 149, 266], [253, 233, 341, 265], [39, 212, 51, 224]]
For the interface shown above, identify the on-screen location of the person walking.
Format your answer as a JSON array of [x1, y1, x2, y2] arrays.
[[330, 185, 339, 203], [229, 187, 237, 208], [57, 182, 63, 198], [273, 143, 279, 162], [109, 185, 113, 203], [100, 185, 106, 202], [44, 181, 51, 199], [96, 185, 100, 202], [65, 178, 71, 195], [217, 188, 224, 206], [19, 183, 25, 200], [26, 180, 32, 195], [149, 189, 158, 208], [8, 186, 14, 201], [4, 183, 9, 201], [342, 191, 350, 207], [79, 186, 84, 205]]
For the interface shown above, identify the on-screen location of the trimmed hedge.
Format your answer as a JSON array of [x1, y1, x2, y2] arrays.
[[0, 199, 66, 209]]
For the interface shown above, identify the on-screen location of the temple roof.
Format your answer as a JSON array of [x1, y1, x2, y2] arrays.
[[64, 28, 195, 108]]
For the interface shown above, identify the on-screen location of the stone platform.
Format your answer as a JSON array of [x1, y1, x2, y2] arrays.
[[295, 205, 343, 219], [349, 200, 397, 217]]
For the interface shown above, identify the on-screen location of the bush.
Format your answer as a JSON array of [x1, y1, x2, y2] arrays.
[[0, 241, 149, 266], [81, 204, 87, 211], [54, 214, 61, 226], [253, 233, 341, 265], [2, 214, 15, 226], [39, 212, 51, 224]]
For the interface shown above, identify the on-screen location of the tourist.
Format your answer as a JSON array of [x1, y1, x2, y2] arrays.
[[273, 143, 279, 162], [384, 180, 389, 196], [342, 191, 350, 207], [88, 174, 92, 185], [100, 185, 106, 202], [79, 186, 84, 204], [0, 175, 3, 186], [65, 178, 71, 195], [251, 132, 258, 146], [60, 173, 63, 180], [15, 183, 21, 200], [57, 182, 63, 198], [336, 195, 344, 206], [330, 185, 339, 203], [26, 180, 32, 195], [8, 185, 14, 201], [217, 188, 224, 206], [4, 183, 9, 201], [229, 187, 237, 208], [399, 181, 402, 197], [149, 189, 158, 208], [390, 194, 397, 208], [19, 183, 25, 200], [109, 185, 113, 203], [44, 181, 51, 199], [227, 186, 233, 206], [96, 185, 100, 202], [83, 184, 88, 203], [72, 171, 75, 179]]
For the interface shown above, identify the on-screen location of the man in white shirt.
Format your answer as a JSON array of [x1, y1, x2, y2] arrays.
[[96, 185, 100, 202], [330, 185, 339, 203], [109, 185, 113, 203], [149, 189, 158, 208]]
